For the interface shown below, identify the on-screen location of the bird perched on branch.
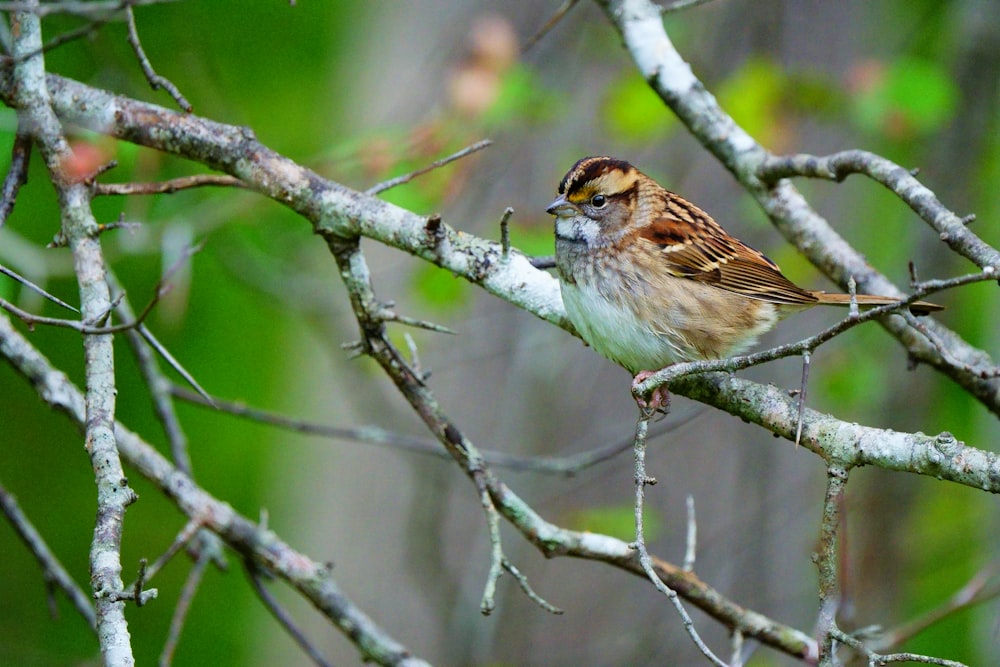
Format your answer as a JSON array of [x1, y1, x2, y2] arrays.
[[547, 156, 942, 409]]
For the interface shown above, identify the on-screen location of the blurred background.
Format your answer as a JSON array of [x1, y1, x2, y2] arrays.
[[1, 1, 998, 665]]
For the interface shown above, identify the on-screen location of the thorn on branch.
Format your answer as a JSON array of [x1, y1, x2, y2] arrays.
[[97, 213, 142, 236]]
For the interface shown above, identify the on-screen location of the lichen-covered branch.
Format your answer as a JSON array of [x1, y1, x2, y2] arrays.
[[7, 6, 135, 664], [0, 65, 992, 491]]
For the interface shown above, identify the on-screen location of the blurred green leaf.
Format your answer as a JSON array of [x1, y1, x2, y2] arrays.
[[602, 71, 677, 143], [510, 223, 553, 258], [718, 58, 785, 149], [850, 58, 958, 138], [482, 65, 559, 128], [567, 504, 662, 543], [411, 263, 470, 312]]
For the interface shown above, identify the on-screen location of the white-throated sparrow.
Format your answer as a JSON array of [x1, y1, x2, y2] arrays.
[[547, 156, 941, 404]]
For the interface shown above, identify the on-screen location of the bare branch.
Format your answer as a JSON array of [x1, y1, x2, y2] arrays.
[[0, 308, 819, 660], [758, 150, 1000, 271], [0, 481, 97, 631], [0, 310, 433, 666], [629, 409, 727, 666], [95, 173, 244, 195], [246, 564, 333, 667], [0, 1, 173, 18], [169, 383, 665, 475], [522, 0, 580, 52], [159, 552, 209, 667], [365, 138, 492, 195], [8, 5, 135, 661], [815, 466, 849, 665], [123, 2, 191, 111], [0, 130, 30, 228], [0, 263, 79, 312]]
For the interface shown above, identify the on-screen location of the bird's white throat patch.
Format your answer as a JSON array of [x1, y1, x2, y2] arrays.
[[555, 216, 602, 246]]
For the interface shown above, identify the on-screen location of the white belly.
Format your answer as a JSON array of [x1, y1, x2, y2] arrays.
[[561, 280, 687, 373]]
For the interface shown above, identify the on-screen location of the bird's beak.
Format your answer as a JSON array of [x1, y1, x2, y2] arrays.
[[546, 194, 578, 217]]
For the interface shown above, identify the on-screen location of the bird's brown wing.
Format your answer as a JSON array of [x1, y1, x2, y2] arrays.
[[635, 192, 818, 306]]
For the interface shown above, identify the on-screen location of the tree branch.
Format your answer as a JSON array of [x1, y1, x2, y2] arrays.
[[8, 6, 135, 663], [0, 309, 432, 667]]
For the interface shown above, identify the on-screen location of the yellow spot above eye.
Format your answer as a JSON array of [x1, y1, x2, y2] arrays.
[[568, 172, 637, 204], [568, 185, 599, 204]]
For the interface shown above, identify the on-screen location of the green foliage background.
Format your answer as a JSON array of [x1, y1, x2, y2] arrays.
[[0, 2, 997, 666]]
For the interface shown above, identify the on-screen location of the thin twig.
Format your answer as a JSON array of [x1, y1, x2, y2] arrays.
[[138, 324, 214, 406], [876, 566, 1000, 649], [502, 559, 563, 614], [829, 628, 968, 667], [0, 131, 30, 228], [169, 383, 683, 475], [95, 174, 245, 196], [365, 139, 491, 195], [0, 263, 79, 312], [127, 518, 204, 589], [246, 564, 333, 667], [0, 241, 205, 336], [903, 310, 1000, 379], [159, 550, 210, 667], [124, 2, 192, 111], [499, 206, 513, 260], [478, 479, 505, 616], [0, 481, 97, 631], [630, 410, 728, 666], [522, 0, 579, 52], [661, 0, 721, 13], [133, 559, 149, 607], [730, 630, 745, 667]]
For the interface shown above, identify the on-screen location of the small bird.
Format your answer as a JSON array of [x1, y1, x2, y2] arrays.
[[546, 156, 941, 407]]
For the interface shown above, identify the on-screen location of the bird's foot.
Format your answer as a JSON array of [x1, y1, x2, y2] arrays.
[[632, 370, 671, 417]]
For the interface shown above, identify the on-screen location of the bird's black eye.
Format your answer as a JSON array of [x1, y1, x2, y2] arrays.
[[590, 194, 607, 209]]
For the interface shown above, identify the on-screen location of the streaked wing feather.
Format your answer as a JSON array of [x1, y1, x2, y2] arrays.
[[637, 192, 818, 306]]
